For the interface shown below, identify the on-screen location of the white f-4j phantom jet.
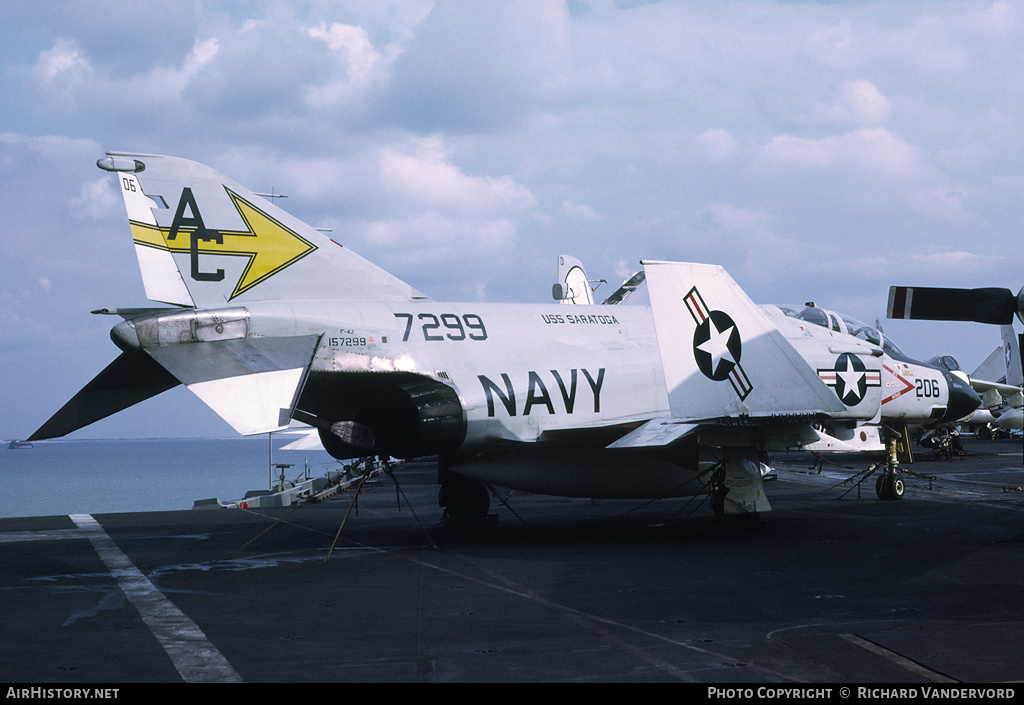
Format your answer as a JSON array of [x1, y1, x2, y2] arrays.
[[29, 154, 982, 524]]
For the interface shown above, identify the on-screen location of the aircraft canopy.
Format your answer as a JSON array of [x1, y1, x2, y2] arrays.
[[776, 305, 906, 357]]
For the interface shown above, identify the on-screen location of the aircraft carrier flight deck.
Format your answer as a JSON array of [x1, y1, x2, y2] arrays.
[[2, 437, 1022, 684]]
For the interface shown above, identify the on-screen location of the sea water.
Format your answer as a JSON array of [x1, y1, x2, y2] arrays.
[[0, 436, 342, 519]]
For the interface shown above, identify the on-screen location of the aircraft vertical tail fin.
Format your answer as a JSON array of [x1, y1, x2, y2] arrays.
[[553, 255, 595, 305], [97, 153, 428, 308], [1002, 324, 1023, 387], [642, 261, 845, 420]]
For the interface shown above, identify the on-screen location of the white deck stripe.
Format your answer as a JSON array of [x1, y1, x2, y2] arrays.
[[69, 514, 242, 683], [840, 633, 955, 682], [0, 529, 87, 543]]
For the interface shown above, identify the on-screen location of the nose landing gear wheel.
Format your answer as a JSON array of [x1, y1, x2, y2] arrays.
[[873, 427, 909, 501]]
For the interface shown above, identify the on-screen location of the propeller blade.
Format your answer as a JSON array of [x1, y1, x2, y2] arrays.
[[888, 286, 1019, 325]]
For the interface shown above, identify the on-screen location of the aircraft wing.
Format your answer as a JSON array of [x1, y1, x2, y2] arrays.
[[605, 418, 701, 448], [970, 377, 1023, 395], [968, 325, 1023, 395], [971, 346, 1007, 384]]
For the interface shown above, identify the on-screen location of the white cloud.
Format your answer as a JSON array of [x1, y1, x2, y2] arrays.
[[377, 0, 571, 132], [805, 20, 857, 67], [704, 203, 772, 234], [308, 22, 378, 79], [759, 128, 922, 178], [232, 135, 538, 276], [365, 208, 516, 256], [697, 129, 743, 162], [559, 200, 602, 221], [264, 135, 536, 216], [28, 38, 94, 111], [352, 137, 535, 267], [35, 38, 91, 82], [809, 80, 892, 126], [154, 38, 219, 95], [906, 185, 979, 225], [905, 250, 1001, 270], [697, 202, 809, 285], [974, 1, 1017, 33], [377, 137, 535, 215], [305, 22, 384, 108], [70, 178, 120, 221]]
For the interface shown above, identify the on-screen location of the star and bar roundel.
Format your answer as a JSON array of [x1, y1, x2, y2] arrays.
[[817, 353, 881, 406], [684, 286, 753, 400]]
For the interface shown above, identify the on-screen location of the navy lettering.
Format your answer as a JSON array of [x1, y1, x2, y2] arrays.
[[550, 369, 578, 413], [524, 371, 555, 415], [583, 368, 605, 412], [478, 368, 605, 417], [479, 374, 515, 417]]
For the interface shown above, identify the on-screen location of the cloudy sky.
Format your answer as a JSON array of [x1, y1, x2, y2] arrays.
[[2, 0, 1021, 440]]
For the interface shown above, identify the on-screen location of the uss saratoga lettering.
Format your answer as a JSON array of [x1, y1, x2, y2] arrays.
[[541, 313, 620, 325]]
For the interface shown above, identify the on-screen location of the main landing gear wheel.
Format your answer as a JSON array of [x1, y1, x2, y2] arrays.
[[875, 471, 905, 501], [710, 456, 770, 533], [438, 472, 491, 524]]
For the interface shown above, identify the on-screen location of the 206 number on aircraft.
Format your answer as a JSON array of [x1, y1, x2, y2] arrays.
[[916, 378, 940, 398]]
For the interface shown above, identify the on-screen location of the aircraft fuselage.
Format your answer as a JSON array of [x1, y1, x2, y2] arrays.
[[36, 153, 985, 515], [110, 297, 979, 484]]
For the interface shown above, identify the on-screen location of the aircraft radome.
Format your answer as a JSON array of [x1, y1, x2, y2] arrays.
[[29, 153, 983, 526]]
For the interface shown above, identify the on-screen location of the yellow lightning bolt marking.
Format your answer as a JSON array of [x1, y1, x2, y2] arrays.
[[128, 188, 317, 300]]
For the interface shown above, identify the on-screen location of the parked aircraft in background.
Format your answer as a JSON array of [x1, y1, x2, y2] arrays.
[[558, 257, 988, 461], [930, 327, 1023, 436], [27, 154, 981, 527], [553, 254, 598, 305], [552, 255, 645, 306]]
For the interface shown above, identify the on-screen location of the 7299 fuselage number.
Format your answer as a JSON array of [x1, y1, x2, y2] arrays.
[[394, 313, 488, 342]]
